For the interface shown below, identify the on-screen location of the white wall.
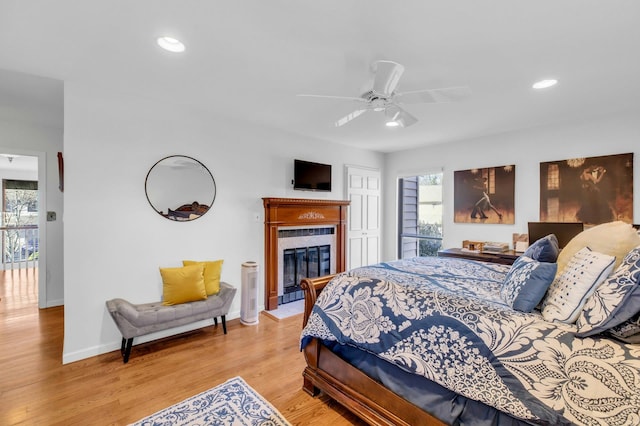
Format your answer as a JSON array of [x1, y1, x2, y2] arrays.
[[0, 120, 64, 307], [63, 83, 384, 363], [383, 111, 640, 262], [58, 84, 640, 364]]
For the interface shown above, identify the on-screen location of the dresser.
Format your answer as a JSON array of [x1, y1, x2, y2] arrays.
[[437, 248, 520, 265]]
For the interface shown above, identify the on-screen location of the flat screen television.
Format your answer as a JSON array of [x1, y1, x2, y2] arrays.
[[527, 222, 584, 249], [293, 159, 331, 192]]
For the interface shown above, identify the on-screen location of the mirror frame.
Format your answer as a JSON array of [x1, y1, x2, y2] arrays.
[[144, 155, 216, 221]]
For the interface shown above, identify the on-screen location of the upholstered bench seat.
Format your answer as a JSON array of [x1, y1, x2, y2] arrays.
[[106, 282, 236, 363]]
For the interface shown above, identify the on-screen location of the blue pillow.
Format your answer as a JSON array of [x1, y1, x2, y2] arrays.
[[523, 234, 560, 263], [501, 256, 557, 312], [576, 245, 640, 337], [606, 312, 640, 343]]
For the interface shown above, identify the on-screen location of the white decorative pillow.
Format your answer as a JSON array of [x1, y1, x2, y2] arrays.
[[542, 247, 616, 324]]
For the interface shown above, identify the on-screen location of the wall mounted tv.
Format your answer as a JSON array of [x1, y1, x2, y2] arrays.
[[293, 159, 332, 192]]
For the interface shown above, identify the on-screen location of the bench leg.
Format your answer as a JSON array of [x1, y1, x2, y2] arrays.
[[214, 317, 218, 326], [221, 315, 227, 334], [122, 337, 134, 364]]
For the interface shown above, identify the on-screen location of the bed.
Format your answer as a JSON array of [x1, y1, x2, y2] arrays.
[[300, 221, 640, 425]]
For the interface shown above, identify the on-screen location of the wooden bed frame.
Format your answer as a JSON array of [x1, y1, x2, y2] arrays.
[[301, 275, 446, 426]]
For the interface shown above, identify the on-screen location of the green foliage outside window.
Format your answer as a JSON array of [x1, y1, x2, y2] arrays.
[[418, 222, 443, 256]]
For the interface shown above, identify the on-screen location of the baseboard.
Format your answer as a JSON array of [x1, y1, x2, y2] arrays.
[[62, 308, 242, 364], [45, 298, 64, 308]]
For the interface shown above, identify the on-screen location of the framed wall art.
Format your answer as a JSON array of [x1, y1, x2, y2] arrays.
[[539, 152, 633, 225], [454, 165, 515, 224]]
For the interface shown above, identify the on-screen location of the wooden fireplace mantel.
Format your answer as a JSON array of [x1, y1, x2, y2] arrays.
[[263, 197, 350, 311]]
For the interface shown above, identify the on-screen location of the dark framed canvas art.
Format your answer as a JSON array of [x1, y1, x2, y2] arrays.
[[454, 165, 515, 224], [539, 153, 633, 225]]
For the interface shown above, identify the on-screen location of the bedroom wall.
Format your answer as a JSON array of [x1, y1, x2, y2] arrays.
[[62, 82, 384, 363], [382, 110, 640, 262]]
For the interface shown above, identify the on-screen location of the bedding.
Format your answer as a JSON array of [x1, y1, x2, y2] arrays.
[[300, 256, 640, 426]]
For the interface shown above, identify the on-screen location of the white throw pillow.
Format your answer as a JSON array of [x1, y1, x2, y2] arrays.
[[542, 247, 616, 324]]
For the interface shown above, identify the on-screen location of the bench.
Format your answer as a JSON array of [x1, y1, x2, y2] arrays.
[[106, 282, 236, 363]]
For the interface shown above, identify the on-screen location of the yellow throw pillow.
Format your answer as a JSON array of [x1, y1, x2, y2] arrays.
[[183, 259, 224, 295], [556, 221, 640, 278], [160, 264, 207, 305]]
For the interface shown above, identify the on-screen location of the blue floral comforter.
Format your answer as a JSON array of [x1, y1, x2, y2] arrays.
[[300, 256, 640, 425]]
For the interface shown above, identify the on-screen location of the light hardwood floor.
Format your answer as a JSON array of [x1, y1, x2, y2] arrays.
[[0, 269, 365, 425]]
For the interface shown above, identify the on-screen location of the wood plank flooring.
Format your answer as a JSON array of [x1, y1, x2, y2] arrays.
[[0, 269, 365, 425]]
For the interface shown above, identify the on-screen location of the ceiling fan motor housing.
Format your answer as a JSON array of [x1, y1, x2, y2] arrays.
[[361, 90, 391, 111]]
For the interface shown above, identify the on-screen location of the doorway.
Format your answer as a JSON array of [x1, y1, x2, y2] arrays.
[[0, 153, 43, 309]]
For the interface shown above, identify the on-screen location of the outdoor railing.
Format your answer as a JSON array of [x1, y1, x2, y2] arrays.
[[399, 233, 443, 258], [1, 224, 39, 270]]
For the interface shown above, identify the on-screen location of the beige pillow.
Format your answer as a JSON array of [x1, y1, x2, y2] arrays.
[[556, 221, 640, 277]]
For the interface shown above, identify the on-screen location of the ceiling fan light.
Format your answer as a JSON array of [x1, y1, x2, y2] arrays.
[[157, 36, 185, 53], [532, 79, 557, 89], [386, 121, 400, 127]]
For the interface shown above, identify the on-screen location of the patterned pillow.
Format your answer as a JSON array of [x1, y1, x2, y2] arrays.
[[542, 247, 616, 324], [501, 256, 557, 312], [606, 312, 640, 343], [523, 234, 559, 263], [576, 245, 640, 337]]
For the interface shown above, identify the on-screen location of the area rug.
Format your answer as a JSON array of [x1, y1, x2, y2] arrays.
[[130, 376, 292, 426]]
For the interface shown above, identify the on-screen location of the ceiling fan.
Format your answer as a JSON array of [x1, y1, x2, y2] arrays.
[[298, 60, 471, 128]]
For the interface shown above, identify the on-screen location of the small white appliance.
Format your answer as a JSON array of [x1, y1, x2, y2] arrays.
[[240, 261, 259, 325]]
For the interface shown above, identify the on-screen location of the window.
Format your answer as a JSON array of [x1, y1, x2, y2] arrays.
[[2, 179, 39, 263], [398, 173, 443, 258]]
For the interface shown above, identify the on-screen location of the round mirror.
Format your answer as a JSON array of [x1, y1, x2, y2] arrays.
[[145, 155, 216, 221]]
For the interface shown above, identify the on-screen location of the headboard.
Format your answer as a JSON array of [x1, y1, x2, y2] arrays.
[[527, 222, 584, 249]]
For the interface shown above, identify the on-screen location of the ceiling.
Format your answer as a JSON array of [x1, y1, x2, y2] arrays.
[[0, 1, 639, 153]]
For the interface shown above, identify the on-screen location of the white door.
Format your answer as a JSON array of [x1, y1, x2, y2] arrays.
[[346, 166, 381, 269]]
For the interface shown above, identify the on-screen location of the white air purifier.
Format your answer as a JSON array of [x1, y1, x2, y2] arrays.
[[240, 261, 259, 325]]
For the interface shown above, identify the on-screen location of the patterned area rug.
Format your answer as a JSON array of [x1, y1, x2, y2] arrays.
[[130, 376, 292, 426]]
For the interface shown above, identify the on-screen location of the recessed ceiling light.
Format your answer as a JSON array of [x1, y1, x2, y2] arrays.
[[157, 36, 185, 53], [532, 79, 558, 89], [386, 121, 400, 127]]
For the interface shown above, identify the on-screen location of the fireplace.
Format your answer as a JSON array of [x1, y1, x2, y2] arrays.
[[263, 198, 349, 311], [278, 227, 335, 304]]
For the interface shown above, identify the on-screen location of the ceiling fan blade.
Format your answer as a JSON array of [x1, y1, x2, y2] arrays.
[[335, 109, 368, 127], [394, 86, 472, 104], [385, 104, 418, 128], [297, 94, 366, 102], [371, 60, 405, 97]]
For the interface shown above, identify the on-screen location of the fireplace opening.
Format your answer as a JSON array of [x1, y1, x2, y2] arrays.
[[277, 226, 335, 305], [281, 245, 330, 304]]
